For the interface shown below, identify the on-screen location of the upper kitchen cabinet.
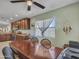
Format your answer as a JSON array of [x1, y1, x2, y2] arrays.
[[11, 18, 30, 30]]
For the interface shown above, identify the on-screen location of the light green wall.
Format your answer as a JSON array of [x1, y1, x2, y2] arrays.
[[31, 2, 79, 48]]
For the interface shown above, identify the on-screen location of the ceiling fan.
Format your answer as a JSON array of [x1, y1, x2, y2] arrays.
[[10, 0, 45, 11]]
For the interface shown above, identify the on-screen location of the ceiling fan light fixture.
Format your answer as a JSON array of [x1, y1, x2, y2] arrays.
[[10, 0, 45, 11], [26, 0, 32, 6]]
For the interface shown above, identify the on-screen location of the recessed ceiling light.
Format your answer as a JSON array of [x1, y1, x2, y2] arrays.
[[15, 14, 18, 17], [10, 18, 13, 20]]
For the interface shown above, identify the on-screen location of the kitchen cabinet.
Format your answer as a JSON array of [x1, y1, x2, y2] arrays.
[[11, 18, 30, 30]]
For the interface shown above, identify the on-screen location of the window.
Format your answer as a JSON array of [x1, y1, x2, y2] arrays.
[[35, 17, 55, 38], [49, 19, 55, 28]]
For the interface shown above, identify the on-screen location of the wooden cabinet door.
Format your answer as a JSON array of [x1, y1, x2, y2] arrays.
[[11, 18, 30, 30]]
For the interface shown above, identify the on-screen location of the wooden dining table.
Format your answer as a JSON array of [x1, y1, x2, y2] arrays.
[[10, 40, 51, 59]]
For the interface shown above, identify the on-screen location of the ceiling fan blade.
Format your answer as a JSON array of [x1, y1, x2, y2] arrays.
[[10, 1, 25, 3], [33, 2, 45, 9], [27, 6, 31, 11]]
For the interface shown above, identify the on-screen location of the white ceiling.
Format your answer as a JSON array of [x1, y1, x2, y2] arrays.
[[0, 0, 79, 25]]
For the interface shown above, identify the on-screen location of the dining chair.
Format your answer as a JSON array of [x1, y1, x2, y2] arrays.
[[2, 46, 15, 59]]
